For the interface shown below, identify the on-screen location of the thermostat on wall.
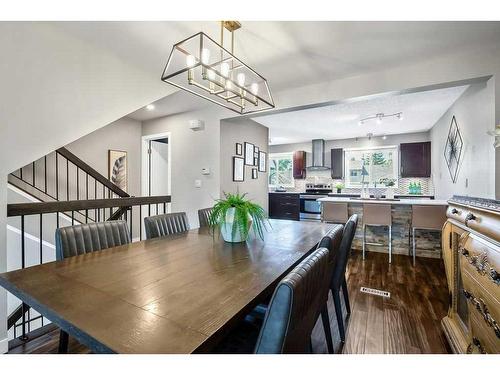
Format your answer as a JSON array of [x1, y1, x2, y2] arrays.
[[189, 119, 205, 131]]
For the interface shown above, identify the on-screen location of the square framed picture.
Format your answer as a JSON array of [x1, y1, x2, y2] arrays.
[[236, 143, 243, 156], [255, 146, 259, 153], [258, 151, 267, 172], [233, 156, 245, 182], [244, 142, 254, 165], [108, 149, 128, 192], [252, 169, 258, 179]]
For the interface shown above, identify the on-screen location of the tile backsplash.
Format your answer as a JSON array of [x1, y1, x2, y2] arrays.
[[279, 170, 434, 196]]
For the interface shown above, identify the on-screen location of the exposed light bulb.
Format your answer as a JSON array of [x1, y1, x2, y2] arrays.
[[398, 113, 404, 121], [237, 73, 246, 87], [382, 135, 387, 140], [220, 62, 230, 78], [201, 48, 210, 65], [358, 120, 364, 126], [225, 80, 232, 89], [377, 116, 382, 124], [146, 104, 155, 111], [207, 69, 216, 80], [186, 54, 196, 68], [250, 83, 259, 95]]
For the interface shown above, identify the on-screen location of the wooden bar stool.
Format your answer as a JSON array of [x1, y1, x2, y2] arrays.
[[410, 205, 447, 266], [321, 202, 349, 224], [362, 203, 392, 263]]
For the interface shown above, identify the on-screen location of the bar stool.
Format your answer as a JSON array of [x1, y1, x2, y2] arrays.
[[410, 205, 447, 266], [321, 202, 349, 224], [362, 203, 392, 263]]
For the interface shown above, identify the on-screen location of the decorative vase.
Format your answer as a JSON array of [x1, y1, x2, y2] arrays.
[[220, 207, 253, 243], [337, 188, 342, 194], [386, 187, 395, 199]]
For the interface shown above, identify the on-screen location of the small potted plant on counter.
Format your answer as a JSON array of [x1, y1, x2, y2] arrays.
[[335, 182, 345, 194], [380, 178, 396, 199], [208, 192, 268, 243]]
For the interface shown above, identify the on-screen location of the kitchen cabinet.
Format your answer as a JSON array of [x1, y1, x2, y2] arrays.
[[330, 148, 343, 179], [269, 193, 300, 220], [400, 141, 431, 177], [293, 151, 306, 179]]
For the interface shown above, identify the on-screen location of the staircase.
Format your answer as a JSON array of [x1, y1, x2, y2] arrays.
[[6, 147, 171, 349]]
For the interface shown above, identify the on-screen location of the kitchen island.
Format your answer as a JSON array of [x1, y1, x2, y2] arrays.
[[318, 197, 448, 258]]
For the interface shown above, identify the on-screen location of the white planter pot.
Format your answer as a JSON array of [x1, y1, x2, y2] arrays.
[[220, 207, 253, 243], [386, 187, 395, 199]]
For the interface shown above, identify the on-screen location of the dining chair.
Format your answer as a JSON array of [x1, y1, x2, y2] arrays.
[[328, 214, 358, 344], [254, 247, 332, 353], [144, 212, 190, 239], [198, 207, 213, 228], [316, 224, 344, 353], [54, 220, 131, 353]]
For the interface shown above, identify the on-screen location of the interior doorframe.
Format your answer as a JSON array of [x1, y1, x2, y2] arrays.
[[141, 132, 172, 208]]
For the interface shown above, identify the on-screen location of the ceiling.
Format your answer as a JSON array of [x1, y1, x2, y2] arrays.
[[252, 85, 469, 144], [52, 21, 500, 121]]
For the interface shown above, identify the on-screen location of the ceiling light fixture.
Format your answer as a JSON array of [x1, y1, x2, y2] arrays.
[[359, 112, 403, 125], [382, 135, 387, 140], [161, 21, 275, 115], [146, 104, 155, 111]]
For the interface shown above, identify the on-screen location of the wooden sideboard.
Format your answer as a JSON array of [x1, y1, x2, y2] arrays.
[[441, 196, 500, 354]]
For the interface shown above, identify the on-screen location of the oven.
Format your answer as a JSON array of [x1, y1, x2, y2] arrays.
[[299, 183, 332, 221], [299, 194, 327, 220]]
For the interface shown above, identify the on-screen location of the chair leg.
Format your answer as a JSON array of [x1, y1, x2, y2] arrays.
[[58, 330, 69, 354], [341, 277, 351, 316], [362, 224, 366, 260], [321, 305, 334, 354], [332, 290, 345, 343], [412, 227, 416, 266], [308, 337, 313, 354], [388, 225, 392, 264]]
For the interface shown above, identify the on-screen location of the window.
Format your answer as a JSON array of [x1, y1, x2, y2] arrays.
[[344, 146, 399, 188], [269, 152, 294, 188]]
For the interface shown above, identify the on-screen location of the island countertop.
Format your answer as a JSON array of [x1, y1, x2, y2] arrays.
[[318, 197, 448, 206]]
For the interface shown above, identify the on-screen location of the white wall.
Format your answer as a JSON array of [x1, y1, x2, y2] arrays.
[[220, 119, 269, 209], [431, 81, 496, 200], [141, 106, 228, 227]]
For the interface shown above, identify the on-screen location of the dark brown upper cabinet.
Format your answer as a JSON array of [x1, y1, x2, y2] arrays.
[[400, 141, 431, 177], [330, 148, 343, 179], [293, 151, 306, 179]]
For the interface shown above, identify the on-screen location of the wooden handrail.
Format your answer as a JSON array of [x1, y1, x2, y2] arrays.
[[56, 147, 129, 198], [7, 196, 171, 217]]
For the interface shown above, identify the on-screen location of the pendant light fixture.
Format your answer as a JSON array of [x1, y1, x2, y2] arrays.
[[161, 21, 275, 114]]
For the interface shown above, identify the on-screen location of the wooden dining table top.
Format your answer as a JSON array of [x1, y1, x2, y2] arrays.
[[0, 219, 334, 353]]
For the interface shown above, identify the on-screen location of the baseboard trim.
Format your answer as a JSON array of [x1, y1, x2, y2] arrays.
[[0, 336, 8, 354]]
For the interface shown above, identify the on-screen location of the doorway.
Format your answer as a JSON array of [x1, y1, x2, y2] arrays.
[[141, 132, 172, 217]]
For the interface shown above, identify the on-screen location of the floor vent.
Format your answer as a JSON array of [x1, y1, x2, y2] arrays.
[[360, 287, 390, 298]]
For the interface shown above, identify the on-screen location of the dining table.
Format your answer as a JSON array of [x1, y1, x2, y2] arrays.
[[0, 219, 334, 353]]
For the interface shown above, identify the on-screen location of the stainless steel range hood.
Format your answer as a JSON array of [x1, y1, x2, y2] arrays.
[[306, 139, 330, 170]]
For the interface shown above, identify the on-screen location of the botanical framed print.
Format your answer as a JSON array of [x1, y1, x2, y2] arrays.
[[254, 156, 259, 166], [252, 169, 258, 179], [244, 142, 254, 165], [444, 116, 463, 183], [233, 156, 245, 182], [258, 151, 267, 172], [236, 143, 242, 156], [108, 150, 127, 192], [255, 146, 259, 153]]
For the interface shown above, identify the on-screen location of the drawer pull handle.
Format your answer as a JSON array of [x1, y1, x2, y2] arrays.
[[464, 212, 476, 226], [451, 208, 459, 214], [463, 289, 500, 339], [490, 269, 500, 285], [467, 337, 486, 354], [461, 250, 499, 286]]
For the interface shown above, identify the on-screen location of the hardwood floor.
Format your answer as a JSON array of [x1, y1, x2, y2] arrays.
[[8, 250, 450, 354]]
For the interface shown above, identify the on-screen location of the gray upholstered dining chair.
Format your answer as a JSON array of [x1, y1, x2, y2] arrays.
[[144, 212, 190, 239], [54, 220, 131, 352], [327, 214, 358, 344], [254, 247, 332, 354], [198, 207, 213, 228]]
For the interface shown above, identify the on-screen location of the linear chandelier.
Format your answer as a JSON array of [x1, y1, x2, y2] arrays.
[[358, 112, 403, 125], [161, 21, 275, 115]]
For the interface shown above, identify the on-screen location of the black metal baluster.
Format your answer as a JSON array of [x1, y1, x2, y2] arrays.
[[20, 215, 28, 340], [55, 153, 59, 200], [163, 202, 166, 214], [86, 174, 89, 200], [71, 211, 75, 226], [76, 166, 79, 200], [32, 161, 36, 187], [139, 205, 142, 241], [129, 207, 133, 241], [66, 159, 69, 201], [20, 166, 23, 181], [39, 214, 43, 264]]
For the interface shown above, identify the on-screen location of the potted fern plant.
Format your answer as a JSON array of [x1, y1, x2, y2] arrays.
[[208, 192, 268, 243]]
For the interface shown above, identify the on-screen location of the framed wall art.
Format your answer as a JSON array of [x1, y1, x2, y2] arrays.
[[233, 156, 245, 182], [444, 116, 463, 183], [244, 142, 254, 165], [108, 149, 128, 192], [236, 143, 242, 156], [252, 169, 258, 179], [258, 151, 267, 172]]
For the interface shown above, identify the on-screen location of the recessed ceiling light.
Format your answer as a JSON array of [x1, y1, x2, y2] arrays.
[[146, 104, 155, 111]]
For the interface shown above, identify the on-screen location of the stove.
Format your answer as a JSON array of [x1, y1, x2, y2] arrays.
[[300, 183, 332, 220]]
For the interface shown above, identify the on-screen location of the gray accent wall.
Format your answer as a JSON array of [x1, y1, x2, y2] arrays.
[[220, 118, 269, 210]]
